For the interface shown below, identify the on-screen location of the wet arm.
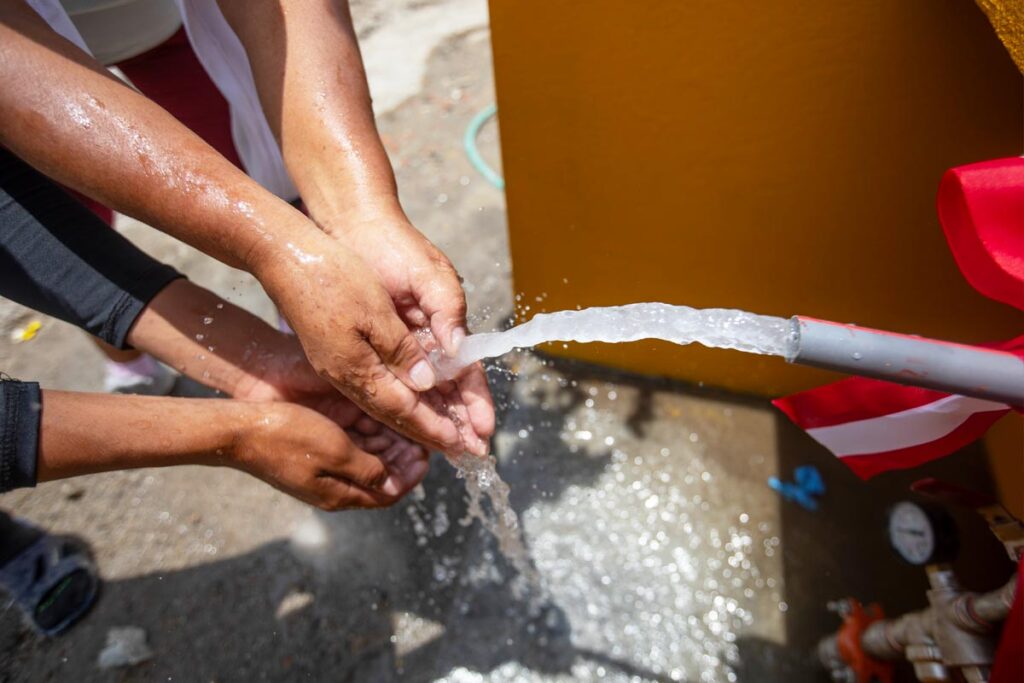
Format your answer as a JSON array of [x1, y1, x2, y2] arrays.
[[217, 0, 496, 455], [35, 392, 252, 481], [33, 390, 426, 510], [0, 1, 467, 455], [0, 148, 316, 402], [126, 278, 325, 401], [216, 0, 405, 229], [0, 1, 314, 273]]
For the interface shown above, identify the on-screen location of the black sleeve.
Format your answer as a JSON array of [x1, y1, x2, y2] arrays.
[[0, 147, 183, 348], [0, 379, 40, 493]]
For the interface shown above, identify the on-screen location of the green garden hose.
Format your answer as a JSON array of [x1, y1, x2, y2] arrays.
[[464, 104, 505, 190]]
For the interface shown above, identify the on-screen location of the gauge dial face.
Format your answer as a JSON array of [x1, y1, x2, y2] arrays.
[[888, 502, 936, 565]]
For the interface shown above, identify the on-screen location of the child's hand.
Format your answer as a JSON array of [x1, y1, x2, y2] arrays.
[[127, 279, 388, 438], [231, 402, 429, 511], [129, 279, 458, 456]]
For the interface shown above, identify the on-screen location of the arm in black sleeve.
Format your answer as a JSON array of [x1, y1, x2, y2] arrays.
[[0, 147, 182, 348], [0, 379, 39, 493]]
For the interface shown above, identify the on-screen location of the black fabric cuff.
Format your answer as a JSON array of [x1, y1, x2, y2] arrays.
[[0, 380, 40, 493], [106, 268, 184, 349]]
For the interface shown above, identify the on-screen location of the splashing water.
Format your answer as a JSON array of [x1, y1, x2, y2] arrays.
[[445, 453, 546, 607], [433, 303, 792, 609], [434, 303, 794, 379]]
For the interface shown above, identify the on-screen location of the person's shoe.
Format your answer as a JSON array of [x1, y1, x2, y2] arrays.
[[103, 355, 176, 395], [0, 520, 99, 637]]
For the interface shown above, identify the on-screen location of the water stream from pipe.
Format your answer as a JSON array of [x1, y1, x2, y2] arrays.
[[436, 304, 794, 379], [438, 303, 793, 605]]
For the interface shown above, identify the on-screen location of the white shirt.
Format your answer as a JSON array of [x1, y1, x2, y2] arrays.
[[60, 0, 182, 65]]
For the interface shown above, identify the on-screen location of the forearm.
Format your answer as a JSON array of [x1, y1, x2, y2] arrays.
[[217, 0, 404, 227], [36, 391, 255, 481], [0, 2, 312, 271], [126, 279, 305, 398], [0, 150, 303, 398]]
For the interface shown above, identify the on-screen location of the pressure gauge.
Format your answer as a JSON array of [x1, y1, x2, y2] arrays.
[[887, 501, 957, 566]]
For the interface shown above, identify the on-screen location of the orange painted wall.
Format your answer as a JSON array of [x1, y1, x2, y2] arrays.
[[488, 0, 1023, 398]]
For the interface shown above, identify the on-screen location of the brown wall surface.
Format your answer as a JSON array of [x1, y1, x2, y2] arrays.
[[489, 0, 1023, 397], [986, 414, 1024, 519]]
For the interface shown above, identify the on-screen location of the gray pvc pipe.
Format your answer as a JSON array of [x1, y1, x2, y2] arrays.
[[788, 317, 1024, 407]]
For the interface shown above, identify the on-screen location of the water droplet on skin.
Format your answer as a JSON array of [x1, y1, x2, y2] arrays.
[[203, 317, 214, 325]]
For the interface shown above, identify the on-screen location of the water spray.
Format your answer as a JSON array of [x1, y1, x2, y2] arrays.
[[435, 303, 1021, 620], [436, 304, 1023, 407]]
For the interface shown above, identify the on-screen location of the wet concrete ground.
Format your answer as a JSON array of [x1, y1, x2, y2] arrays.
[[0, 3, 1013, 681]]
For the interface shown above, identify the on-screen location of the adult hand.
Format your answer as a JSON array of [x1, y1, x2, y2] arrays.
[[252, 228, 467, 454], [211, 0, 496, 454], [320, 211, 496, 456]]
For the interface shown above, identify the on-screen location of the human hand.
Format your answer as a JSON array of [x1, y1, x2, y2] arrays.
[[233, 345, 433, 473], [120, 280, 430, 507], [252, 228, 468, 454], [217, 293, 484, 459], [128, 279, 434, 463], [320, 211, 495, 455], [230, 401, 429, 510], [36, 391, 427, 511], [226, 324, 397, 444]]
